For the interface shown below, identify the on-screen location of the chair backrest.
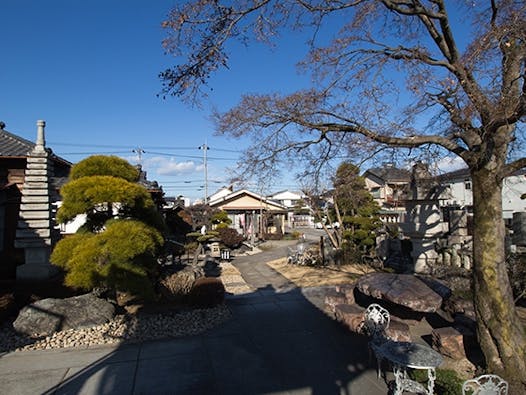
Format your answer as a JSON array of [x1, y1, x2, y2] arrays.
[[363, 303, 390, 339], [462, 374, 508, 395]]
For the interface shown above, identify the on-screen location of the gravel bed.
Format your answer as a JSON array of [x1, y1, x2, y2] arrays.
[[0, 305, 231, 353]]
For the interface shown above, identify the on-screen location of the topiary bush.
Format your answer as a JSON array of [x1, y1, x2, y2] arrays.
[[187, 277, 225, 307], [51, 219, 163, 299]]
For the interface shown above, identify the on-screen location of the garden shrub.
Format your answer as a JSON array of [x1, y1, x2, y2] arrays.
[[51, 219, 163, 299], [217, 227, 244, 248], [69, 155, 139, 182], [410, 368, 463, 395], [187, 277, 225, 307]]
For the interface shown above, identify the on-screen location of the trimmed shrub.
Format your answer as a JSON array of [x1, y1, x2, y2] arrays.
[[51, 219, 163, 299], [217, 227, 244, 248], [69, 155, 139, 182], [187, 277, 225, 307]]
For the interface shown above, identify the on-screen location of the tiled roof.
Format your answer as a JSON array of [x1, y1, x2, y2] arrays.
[[0, 125, 71, 166], [0, 127, 34, 157], [364, 166, 411, 183], [436, 168, 470, 182]]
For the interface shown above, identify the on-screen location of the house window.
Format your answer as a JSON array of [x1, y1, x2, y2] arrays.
[[464, 179, 471, 190], [370, 188, 381, 198]]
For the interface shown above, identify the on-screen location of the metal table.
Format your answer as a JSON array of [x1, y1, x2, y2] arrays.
[[377, 341, 443, 395]]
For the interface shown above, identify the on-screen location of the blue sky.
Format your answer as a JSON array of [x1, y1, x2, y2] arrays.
[[2, 1, 475, 201], [1, 0, 311, 201]]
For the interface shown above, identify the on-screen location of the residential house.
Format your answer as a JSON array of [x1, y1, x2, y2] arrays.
[[362, 164, 411, 223], [268, 190, 313, 228], [208, 185, 234, 202], [437, 167, 526, 220], [208, 189, 287, 241], [0, 121, 71, 280]]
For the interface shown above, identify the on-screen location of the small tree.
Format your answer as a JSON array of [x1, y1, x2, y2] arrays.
[[51, 155, 164, 298], [332, 162, 382, 261], [211, 210, 232, 229]]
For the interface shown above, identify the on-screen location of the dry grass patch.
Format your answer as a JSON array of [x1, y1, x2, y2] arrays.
[[266, 258, 375, 287]]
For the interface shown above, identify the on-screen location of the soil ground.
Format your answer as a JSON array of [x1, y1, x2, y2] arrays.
[[266, 258, 375, 287]]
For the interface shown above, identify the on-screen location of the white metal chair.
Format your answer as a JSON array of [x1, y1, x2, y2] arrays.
[[462, 374, 508, 395], [362, 303, 391, 379]]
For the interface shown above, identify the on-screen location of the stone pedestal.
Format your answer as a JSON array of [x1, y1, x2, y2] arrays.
[[400, 201, 444, 273]]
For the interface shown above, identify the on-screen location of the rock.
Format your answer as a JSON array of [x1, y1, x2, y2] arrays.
[[324, 289, 348, 314], [443, 296, 477, 330], [334, 303, 365, 333], [454, 313, 477, 331], [13, 293, 115, 337], [356, 272, 443, 313], [432, 326, 466, 360], [443, 296, 473, 316], [417, 276, 452, 301], [386, 318, 411, 342], [335, 283, 356, 304], [159, 265, 204, 301]]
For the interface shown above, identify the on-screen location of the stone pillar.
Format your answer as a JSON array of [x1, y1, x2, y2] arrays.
[[15, 120, 58, 280]]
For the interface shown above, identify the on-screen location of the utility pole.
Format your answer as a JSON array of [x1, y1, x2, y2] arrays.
[[132, 148, 145, 165], [198, 143, 209, 203]]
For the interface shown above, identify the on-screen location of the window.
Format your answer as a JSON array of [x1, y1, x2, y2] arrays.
[[464, 179, 472, 190]]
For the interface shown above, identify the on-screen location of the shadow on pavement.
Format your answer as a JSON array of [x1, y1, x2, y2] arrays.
[[23, 282, 388, 395]]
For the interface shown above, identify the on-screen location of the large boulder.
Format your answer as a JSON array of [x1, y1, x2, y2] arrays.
[[158, 265, 204, 302], [356, 272, 444, 313], [13, 293, 115, 337]]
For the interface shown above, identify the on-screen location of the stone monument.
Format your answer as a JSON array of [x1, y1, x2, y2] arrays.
[[15, 120, 59, 280], [399, 162, 446, 273]]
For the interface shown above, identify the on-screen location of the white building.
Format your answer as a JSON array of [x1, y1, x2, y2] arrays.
[[268, 190, 313, 228], [438, 168, 526, 219]]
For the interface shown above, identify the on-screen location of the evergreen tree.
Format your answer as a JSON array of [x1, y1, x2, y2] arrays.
[[333, 162, 382, 255], [51, 155, 164, 298]]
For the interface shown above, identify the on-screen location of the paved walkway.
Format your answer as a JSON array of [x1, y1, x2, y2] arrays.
[[0, 241, 388, 395]]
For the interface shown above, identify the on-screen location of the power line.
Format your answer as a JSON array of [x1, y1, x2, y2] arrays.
[[49, 141, 244, 153]]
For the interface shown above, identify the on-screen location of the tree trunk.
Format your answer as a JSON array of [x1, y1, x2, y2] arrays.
[[471, 168, 526, 390]]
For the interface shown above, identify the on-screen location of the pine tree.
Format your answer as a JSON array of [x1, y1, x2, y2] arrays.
[[51, 155, 164, 298]]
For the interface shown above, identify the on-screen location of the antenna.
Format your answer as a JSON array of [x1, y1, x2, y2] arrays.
[[198, 142, 209, 203]]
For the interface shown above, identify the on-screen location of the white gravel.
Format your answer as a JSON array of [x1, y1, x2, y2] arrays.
[[0, 305, 231, 352]]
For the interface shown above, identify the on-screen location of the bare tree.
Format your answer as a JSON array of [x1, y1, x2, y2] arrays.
[[160, 0, 526, 387]]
